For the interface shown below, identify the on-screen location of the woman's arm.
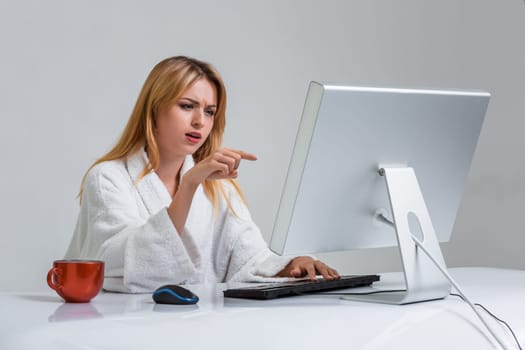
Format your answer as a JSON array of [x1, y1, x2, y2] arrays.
[[218, 181, 340, 283], [168, 179, 199, 234], [167, 148, 257, 233]]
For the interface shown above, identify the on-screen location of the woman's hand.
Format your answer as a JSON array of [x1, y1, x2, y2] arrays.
[[169, 148, 256, 234], [183, 148, 257, 187], [276, 256, 340, 281]]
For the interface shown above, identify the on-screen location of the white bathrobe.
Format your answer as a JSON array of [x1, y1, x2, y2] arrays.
[[65, 150, 292, 293]]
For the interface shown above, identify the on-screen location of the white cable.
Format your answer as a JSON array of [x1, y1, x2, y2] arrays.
[[411, 235, 512, 350]]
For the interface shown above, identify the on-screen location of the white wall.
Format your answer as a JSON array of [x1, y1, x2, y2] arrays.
[[0, 0, 523, 291]]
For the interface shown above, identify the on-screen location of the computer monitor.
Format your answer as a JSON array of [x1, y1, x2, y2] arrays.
[[269, 82, 490, 304]]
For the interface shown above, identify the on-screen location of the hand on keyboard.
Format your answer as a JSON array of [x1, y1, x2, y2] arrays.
[[275, 256, 341, 281]]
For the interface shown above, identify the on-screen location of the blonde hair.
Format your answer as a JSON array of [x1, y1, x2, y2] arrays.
[[79, 56, 246, 212]]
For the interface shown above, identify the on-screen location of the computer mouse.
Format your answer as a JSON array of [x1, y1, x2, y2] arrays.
[[152, 285, 199, 305]]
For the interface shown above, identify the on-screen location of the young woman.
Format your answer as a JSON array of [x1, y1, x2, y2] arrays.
[[65, 56, 339, 293]]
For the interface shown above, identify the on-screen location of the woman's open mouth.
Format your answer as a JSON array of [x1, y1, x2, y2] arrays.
[[185, 132, 202, 144]]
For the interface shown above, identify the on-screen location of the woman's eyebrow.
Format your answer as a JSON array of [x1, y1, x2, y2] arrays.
[[180, 97, 217, 108]]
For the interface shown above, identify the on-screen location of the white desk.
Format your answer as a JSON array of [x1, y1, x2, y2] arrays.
[[1, 267, 524, 350]]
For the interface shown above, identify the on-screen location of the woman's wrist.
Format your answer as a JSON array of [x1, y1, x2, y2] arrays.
[[179, 174, 200, 193]]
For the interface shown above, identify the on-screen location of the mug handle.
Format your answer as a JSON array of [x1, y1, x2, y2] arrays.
[[47, 267, 62, 291]]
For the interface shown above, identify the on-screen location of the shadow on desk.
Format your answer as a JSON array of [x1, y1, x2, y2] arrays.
[[152, 303, 199, 313], [48, 302, 103, 322], [15, 294, 62, 303], [222, 292, 370, 308]]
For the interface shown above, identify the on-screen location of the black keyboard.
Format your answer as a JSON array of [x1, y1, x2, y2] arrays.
[[223, 274, 380, 300]]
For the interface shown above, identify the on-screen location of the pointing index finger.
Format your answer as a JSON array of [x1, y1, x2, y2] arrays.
[[234, 150, 258, 161]]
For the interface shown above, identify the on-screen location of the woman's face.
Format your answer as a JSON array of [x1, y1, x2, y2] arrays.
[[155, 78, 217, 160]]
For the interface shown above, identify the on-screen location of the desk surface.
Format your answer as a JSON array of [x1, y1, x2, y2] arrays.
[[1, 267, 524, 350]]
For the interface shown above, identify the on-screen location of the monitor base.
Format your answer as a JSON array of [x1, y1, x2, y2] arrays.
[[341, 290, 446, 305], [362, 166, 451, 305]]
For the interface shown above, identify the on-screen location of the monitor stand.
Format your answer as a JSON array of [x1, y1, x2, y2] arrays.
[[343, 166, 451, 305]]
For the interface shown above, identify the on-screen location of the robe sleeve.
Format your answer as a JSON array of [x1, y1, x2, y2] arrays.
[[66, 165, 200, 293]]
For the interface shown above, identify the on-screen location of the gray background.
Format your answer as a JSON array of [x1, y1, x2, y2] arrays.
[[0, 0, 523, 291]]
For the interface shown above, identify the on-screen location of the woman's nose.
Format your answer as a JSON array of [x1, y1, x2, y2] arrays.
[[191, 110, 204, 127]]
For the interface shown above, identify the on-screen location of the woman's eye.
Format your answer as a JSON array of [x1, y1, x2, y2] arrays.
[[205, 109, 216, 117], [179, 103, 193, 110]]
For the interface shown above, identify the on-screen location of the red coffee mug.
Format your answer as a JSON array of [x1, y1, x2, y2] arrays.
[[47, 259, 104, 303]]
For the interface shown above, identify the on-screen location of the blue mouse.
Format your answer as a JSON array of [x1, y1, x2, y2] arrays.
[[152, 285, 199, 305]]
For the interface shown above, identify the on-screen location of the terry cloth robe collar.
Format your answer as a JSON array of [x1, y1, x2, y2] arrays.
[[124, 148, 194, 215]]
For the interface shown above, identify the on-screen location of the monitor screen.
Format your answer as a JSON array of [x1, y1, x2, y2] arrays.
[[270, 82, 490, 256]]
